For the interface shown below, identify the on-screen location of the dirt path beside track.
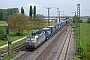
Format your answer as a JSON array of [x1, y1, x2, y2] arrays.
[[0, 24, 8, 26]]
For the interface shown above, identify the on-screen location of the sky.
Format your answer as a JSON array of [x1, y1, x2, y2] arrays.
[[0, 0, 90, 16]]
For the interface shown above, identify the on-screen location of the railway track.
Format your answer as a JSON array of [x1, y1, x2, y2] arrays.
[[36, 25, 70, 60], [57, 27, 72, 60], [10, 23, 71, 60], [11, 51, 31, 60], [13, 24, 69, 60], [0, 43, 26, 58]]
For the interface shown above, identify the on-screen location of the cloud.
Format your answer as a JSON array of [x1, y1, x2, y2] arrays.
[[27, 3, 44, 9]]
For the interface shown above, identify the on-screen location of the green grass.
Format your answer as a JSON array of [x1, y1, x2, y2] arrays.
[[71, 23, 77, 28], [73, 57, 80, 60], [0, 29, 39, 46], [80, 23, 90, 51], [44, 22, 55, 27], [71, 22, 90, 60], [80, 23, 90, 60], [0, 31, 30, 46], [0, 21, 7, 24], [0, 39, 26, 52]]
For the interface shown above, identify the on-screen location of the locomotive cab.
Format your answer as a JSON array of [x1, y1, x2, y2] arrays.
[[26, 36, 36, 49]]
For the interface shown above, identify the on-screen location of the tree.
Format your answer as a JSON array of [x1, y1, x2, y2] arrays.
[[0, 12, 3, 20], [21, 7, 24, 14], [87, 18, 90, 23], [8, 14, 31, 35], [32, 14, 45, 29], [0, 8, 19, 20], [2, 16, 8, 21], [73, 15, 79, 23], [34, 6, 36, 16], [80, 19, 82, 23], [65, 16, 69, 20], [13, 8, 19, 14], [6, 8, 19, 15], [29, 6, 32, 17], [0, 9, 5, 20]]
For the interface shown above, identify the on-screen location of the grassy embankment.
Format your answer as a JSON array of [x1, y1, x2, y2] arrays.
[[71, 22, 90, 60], [80, 22, 90, 60], [0, 21, 7, 24]]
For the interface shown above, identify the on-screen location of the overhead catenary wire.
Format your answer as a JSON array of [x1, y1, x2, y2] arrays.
[[49, 5, 77, 16], [83, 10, 90, 11], [62, 5, 77, 12], [50, 12, 57, 15]]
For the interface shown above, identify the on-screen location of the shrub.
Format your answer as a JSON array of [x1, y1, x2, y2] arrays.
[[87, 18, 90, 23], [0, 26, 7, 40]]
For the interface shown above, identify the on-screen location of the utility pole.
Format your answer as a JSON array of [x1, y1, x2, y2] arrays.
[[76, 4, 80, 56], [47, 8, 51, 26], [72, 12, 76, 16], [59, 11, 60, 22], [72, 12, 76, 23], [75, 12, 76, 16], [57, 7, 60, 23]]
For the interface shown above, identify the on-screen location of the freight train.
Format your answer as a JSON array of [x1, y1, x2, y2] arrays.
[[25, 19, 72, 50]]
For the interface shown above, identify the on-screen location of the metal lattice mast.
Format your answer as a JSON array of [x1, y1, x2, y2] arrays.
[[76, 4, 80, 55]]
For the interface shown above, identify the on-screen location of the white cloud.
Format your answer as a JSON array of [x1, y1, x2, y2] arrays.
[[27, 3, 44, 9], [26, 3, 46, 15]]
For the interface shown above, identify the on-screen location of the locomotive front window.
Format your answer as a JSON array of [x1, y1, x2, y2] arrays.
[[31, 38, 34, 43], [27, 38, 30, 41], [31, 38, 34, 41], [26, 37, 31, 43]]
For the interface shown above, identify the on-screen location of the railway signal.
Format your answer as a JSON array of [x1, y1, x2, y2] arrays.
[[6, 28, 11, 56], [6, 28, 10, 35]]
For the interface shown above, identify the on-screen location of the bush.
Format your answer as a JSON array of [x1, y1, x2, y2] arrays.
[[0, 26, 7, 40], [80, 20, 82, 23], [87, 18, 90, 23], [71, 23, 76, 28]]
